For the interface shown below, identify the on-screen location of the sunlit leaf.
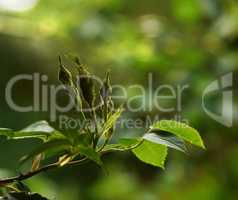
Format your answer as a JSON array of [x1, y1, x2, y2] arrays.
[[20, 121, 55, 133], [0, 121, 65, 141], [143, 133, 187, 152], [150, 120, 205, 149], [132, 140, 168, 169]]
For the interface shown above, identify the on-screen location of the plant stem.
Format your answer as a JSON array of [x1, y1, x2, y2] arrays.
[[0, 157, 88, 186], [0, 140, 140, 186]]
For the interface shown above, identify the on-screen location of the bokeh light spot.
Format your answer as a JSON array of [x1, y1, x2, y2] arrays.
[[0, 0, 39, 12]]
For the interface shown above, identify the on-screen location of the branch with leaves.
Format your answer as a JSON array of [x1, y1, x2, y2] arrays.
[[0, 55, 205, 199]]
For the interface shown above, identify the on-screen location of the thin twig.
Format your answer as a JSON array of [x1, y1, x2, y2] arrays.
[[0, 157, 88, 186], [0, 139, 140, 186]]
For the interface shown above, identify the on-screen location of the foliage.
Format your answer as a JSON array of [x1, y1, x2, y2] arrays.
[[0, 56, 204, 199]]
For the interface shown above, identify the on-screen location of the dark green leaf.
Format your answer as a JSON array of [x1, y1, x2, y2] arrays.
[[62, 131, 92, 146], [76, 65, 95, 107], [9, 192, 49, 200], [75, 145, 103, 166], [14, 182, 31, 193]]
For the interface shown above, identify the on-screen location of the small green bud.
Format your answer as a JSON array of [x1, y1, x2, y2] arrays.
[[100, 71, 113, 119], [77, 65, 95, 107], [58, 56, 73, 86], [100, 71, 112, 101]]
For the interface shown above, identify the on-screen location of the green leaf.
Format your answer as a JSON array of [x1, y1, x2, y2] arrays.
[[20, 139, 71, 165], [75, 145, 103, 166], [132, 140, 168, 169], [20, 121, 55, 133], [9, 192, 49, 200], [150, 120, 205, 149], [143, 133, 187, 153], [0, 121, 65, 141]]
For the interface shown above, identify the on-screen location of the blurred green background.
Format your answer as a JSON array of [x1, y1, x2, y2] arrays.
[[0, 0, 237, 199]]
